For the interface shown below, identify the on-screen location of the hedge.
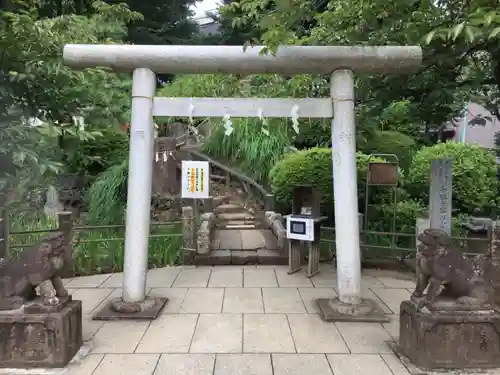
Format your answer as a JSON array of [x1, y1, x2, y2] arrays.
[[269, 147, 395, 215]]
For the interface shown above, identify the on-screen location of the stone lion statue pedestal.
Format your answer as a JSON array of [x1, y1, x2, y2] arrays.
[[391, 228, 500, 372], [0, 232, 82, 368]]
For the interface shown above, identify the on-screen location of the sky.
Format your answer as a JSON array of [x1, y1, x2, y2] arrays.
[[192, 0, 221, 19]]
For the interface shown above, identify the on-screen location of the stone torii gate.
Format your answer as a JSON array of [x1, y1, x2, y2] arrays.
[[63, 44, 422, 321]]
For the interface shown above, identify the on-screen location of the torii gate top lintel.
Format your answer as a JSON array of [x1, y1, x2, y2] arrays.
[[62, 44, 422, 75]]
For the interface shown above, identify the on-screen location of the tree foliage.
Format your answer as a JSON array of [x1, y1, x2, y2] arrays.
[[221, 0, 498, 132], [0, 0, 137, 190]]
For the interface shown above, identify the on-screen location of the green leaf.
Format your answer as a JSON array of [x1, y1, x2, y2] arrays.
[[451, 23, 465, 41], [489, 27, 500, 39]]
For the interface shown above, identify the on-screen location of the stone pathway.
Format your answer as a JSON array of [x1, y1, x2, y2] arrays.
[[211, 229, 279, 251], [55, 265, 423, 375]]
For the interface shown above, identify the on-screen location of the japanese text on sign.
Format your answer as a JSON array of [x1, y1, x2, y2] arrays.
[[181, 160, 210, 199]]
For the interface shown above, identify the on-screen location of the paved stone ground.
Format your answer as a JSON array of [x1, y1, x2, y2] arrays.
[[211, 229, 279, 250], [62, 265, 417, 375]]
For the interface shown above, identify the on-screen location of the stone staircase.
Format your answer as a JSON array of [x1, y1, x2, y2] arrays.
[[194, 201, 287, 266], [214, 203, 261, 230], [152, 137, 287, 265]]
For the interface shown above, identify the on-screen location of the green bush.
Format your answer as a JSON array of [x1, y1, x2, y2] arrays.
[[66, 129, 128, 177], [269, 147, 393, 215], [407, 142, 498, 214], [292, 119, 331, 149], [364, 130, 416, 172]]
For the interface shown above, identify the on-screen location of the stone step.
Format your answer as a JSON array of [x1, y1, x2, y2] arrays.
[[216, 212, 255, 221], [215, 204, 245, 214], [194, 249, 287, 266], [223, 224, 257, 229]]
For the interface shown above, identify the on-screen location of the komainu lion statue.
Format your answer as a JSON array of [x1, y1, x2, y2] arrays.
[[411, 228, 493, 310], [0, 232, 69, 310]]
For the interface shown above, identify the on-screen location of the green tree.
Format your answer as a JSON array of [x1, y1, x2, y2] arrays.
[[0, 1, 138, 189], [424, 2, 500, 120], [221, 0, 479, 138]]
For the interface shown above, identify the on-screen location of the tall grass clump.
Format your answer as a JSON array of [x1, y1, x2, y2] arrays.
[[8, 211, 58, 258], [85, 158, 128, 224], [202, 117, 292, 184], [73, 223, 183, 276]]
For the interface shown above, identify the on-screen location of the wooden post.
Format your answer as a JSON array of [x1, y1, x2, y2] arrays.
[[491, 220, 500, 306], [204, 196, 214, 213], [288, 240, 302, 274], [429, 159, 452, 234], [182, 206, 196, 264], [264, 194, 275, 212], [58, 212, 74, 278], [0, 194, 9, 260], [0, 216, 9, 260]]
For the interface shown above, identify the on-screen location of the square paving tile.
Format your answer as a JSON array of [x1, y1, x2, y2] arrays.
[[148, 287, 188, 313], [310, 272, 337, 288], [335, 322, 392, 353], [262, 288, 306, 313], [173, 268, 212, 287], [71, 288, 114, 314], [376, 276, 415, 289], [209, 268, 243, 287], [370, 288, 410, 314], [243, 314, 295, 353], [92, 321, 150, 353], [83, 315, 104, 341], [66, 274, 111, 288], [136, 314, 198, 353], [243, 268, 278, 287], [98, 272, 123, 288], [147, 267, 182, 287], [66, 353, 104, 375], [180, 288, 224, 313], [327, 354, 394, 375], [102, 268, 181, 288], [92, 354, 159, 375], [381, 353, 410, 375], [382, 317, 399, 340], [153, 354, 215, 375], [287, 314, 349, 353], [190, 314, 243, 353], [272, 354, 333, 375], [298, 288, 337, 314], [313, 274, 384, 289], [319, 263, 336, 273], [274, 268, 313, 287], [214, 354, 272, 375], [223, 288, 263, 313]]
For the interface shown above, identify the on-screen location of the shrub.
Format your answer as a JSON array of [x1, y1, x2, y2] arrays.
[[66, 129, 128, 177], [269, 147, 393, 216], [407, 142, 498, 214], [364, 130, 416, 172], [292, 119, 331, 149]]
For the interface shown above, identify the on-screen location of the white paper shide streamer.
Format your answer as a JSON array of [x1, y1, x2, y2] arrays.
[[72, 115, 85, 131], [223, 113, 233, 136], [258, 108, 269, 136], [187, 103, 199, 136], [291, 105, 300, 134]]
